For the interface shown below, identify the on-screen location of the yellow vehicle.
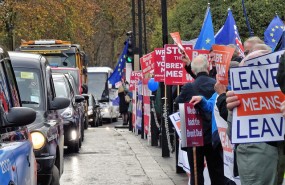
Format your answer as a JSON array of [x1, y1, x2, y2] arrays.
[[18, 39, 88, 93]]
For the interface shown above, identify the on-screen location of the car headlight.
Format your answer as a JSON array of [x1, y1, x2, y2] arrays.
[[31, 132, 46, 150], [61, 107, 73, 118], [102, 108, 108, 112]]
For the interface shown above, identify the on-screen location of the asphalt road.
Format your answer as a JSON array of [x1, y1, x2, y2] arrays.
[[60, 119, 188, 185]]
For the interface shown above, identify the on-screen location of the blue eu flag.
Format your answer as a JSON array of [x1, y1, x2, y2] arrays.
[[108, 42, 128, 85], [194, 6, 215, 50], [264, 15, 285, 51], [215, 9, 244, 55]]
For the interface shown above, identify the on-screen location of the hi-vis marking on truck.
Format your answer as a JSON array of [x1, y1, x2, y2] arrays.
[[0, 159, 11, 174], [21, 50, 64, 54]]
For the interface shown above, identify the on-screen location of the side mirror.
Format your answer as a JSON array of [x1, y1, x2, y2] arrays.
[[95, 104, 100, 108], [50, 97, 70, 110], [81, 94, 89, 101], [4, 107, 36, 127], [75, 95, 85, 103]]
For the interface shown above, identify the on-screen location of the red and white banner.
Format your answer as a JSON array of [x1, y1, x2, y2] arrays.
[[143, 78, 150, 135], [140, 52, 154, 77], [153, 48, 165, 82], [129, 71, 142, 91], [164, 44, 193, 85]]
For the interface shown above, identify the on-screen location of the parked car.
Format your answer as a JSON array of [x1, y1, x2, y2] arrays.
[[52, 73, 85, 152], [51, 67, 89, 130], [87, 94, 102, 127], [0, 47, 37, 185], [9, 51, 70, 185]]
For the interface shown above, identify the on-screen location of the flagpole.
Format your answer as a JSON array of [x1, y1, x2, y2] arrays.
[[241, 1, 254, 37]]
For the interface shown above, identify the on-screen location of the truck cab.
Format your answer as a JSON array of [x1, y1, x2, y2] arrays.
[[0, 47, 37, 185], [9, 51, 70, 185]]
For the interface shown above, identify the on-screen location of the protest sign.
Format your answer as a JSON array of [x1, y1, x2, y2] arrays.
[[136, 81, 143, 130], [129, 71, 142, 91], [212, 45, 235, 85], [244, 49, 285, 66], [153, 48, 165, 82], [164, 44, 193, 85], [140, 52, 154, 77], [132, 87, 136, 129], [143, 78, 150, 135], [179, 103, 204, 147], [170, 32, 185, 53], [214, 97, 241, 184], [169, 112, 181, 139], [230, 63, 285, 143]]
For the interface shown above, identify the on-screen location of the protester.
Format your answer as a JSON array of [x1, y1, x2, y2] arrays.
[[226, 49, 279, 185], [243, 36, 265, 56], [227, 44, 243, 62], [182, 48, 216, 79], [118, 81, 129, 125], [175, 55, 224, 185]]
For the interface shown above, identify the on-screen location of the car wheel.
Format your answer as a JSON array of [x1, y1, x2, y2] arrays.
[[79, 137, 82, 148], [68, 139, 79, 153], [84, 116, 88, 129], [50, 165, 60, 185]]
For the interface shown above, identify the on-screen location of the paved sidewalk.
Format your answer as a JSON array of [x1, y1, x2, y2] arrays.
[[117, 129, 189, 185]]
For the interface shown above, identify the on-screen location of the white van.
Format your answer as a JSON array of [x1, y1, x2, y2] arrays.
[[87, 67, 119, 122]]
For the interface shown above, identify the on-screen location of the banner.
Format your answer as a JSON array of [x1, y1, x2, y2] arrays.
[[164, 44, 193, 85], [143, 78, 150, 135], [132, 87, 136, 128], [136, 81, 143, 130], [153, 48, 165, 82], [140, 52, 154, 77], [169, 112, 181, 138], [129, 71, 142, 91], [179, 103, 204, 147], [212, 45, 235, 85], [214, 96, 241, 184], [231, 63, 285, 143], [170, 32, 185, 53], [243, 49, 285, 66]]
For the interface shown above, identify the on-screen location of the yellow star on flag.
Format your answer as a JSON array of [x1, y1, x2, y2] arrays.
[[270, 33, 274, 37], [272, 38, 276, 43], [275, 25, 279, 29], [205, 38, 211, 44], [272, 28, 275, 32]]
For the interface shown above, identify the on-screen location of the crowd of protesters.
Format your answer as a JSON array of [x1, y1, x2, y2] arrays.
[[174, 36, 285, 185]]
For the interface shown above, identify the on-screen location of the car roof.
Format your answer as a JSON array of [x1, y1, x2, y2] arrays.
[[8, 51, 45, 68], [87, 67, 113, 73], [51, 67, 79, 71]]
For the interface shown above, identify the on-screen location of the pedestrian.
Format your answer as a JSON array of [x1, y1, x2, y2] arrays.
[[118, 81, 129, 125], [226, 49, 279, 185], [175, 55, 224, 185]]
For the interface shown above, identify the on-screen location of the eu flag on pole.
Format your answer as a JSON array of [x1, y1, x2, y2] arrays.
[[264, 15, 285, 51], [108, 41, 128, 85], [194, 6, 215, 50], [215, 9, 244, 55]]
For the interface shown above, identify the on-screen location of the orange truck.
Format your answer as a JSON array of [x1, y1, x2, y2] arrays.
[[18, 39, 88, 93]]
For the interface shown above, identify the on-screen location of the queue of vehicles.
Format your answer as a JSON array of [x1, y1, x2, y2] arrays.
[[0, 40, 115, 185]]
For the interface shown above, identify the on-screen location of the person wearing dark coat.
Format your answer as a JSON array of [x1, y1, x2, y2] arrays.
[[175, 55, 224, 185], [118, 83, 129, 125]]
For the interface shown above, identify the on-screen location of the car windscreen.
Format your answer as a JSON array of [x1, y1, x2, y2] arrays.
[[87, 72, 107, 100], [45, 53, 76, 68], [53, 80, 69, 98], [52, 69, 79, 90], [14, 68, 44, 110]]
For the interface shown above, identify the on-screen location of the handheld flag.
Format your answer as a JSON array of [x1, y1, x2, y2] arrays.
[[264, 15, 285, 51], [215, 9, 244, 56], [108, 41, 128, 85], [194, 6, 215, 50]]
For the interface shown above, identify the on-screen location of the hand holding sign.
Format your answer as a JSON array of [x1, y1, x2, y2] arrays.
[[226, 91, 240, 111]]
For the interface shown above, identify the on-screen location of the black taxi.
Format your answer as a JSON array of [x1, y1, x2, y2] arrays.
[[9, 51, 70, 185]]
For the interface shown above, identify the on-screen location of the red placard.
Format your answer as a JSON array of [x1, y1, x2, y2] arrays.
[[184, 103, 204, 147], [140, 52, 154, 77], [170, 32, 185, 53], [153, 48, 165, 82], [129, 71, 142, 91], [212, 45, 235, 85], [164, 44, 193, 85], [142, 78, 150, 135]]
